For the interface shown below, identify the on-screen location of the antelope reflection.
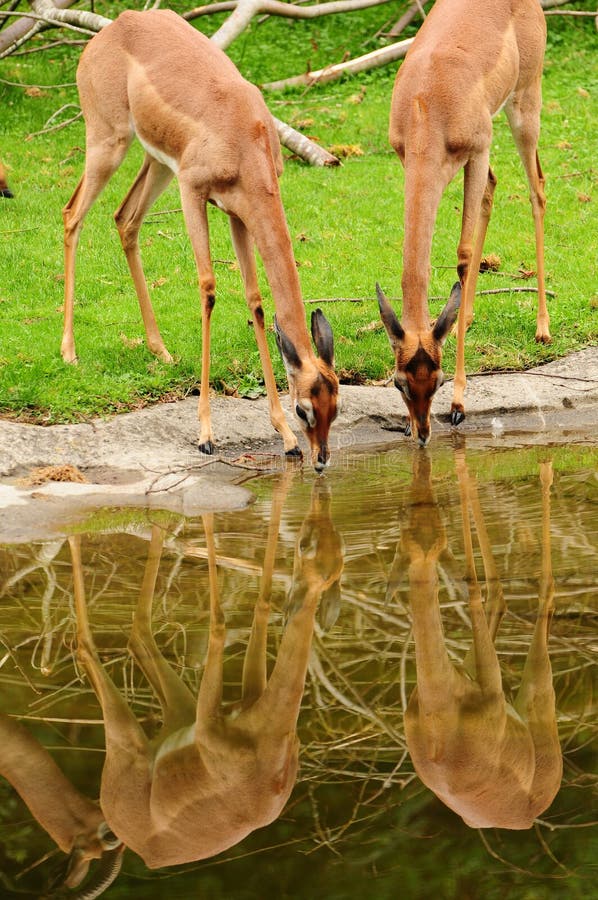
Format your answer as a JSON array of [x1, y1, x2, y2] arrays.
[[399, 451, 562, 829], [0, 717, 123, 896], [70, 475, 343, 867]]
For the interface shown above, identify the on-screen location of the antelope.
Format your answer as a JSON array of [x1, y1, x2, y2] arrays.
[[377, 0, 550, 445], [70, 474, 343, 867], [400, 451, 562, 829], [0, 158, 13, 197], [0, 713, 123, 896], [61, 9, 339, 471]]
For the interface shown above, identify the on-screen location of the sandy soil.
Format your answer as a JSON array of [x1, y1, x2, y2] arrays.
[[1, 347, 596, 542]]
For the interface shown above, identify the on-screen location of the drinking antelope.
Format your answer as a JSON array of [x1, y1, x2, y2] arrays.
[[70, 475, 343, 866], [400, 452, 562, 829], [377, 0, 550, 445], [61, 9, 338, 471], [0, 159, 13, 198]]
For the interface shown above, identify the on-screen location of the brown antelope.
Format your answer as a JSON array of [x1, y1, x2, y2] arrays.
[[70, 474, 343, 867], [0, 158, 13, 198], [0, 713, 123, 895], [377, 0, 550, 445], [61, 9, 338, 471], [401, 451, 562, 829]]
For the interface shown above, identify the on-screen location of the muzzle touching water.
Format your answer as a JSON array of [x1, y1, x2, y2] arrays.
[[313, 441, 330, 473]]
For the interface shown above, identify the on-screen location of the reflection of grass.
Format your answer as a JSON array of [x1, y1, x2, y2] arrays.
[[1, 9, 597, 422]]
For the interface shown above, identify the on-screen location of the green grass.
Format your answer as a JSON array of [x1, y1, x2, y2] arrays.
[[0, 1, 596, 422]]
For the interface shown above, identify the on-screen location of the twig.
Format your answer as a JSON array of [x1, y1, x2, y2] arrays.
[[0, 75, 76, 88], [477, 286, 556, 297], [305, 285, 557, 305], [305, 297, 365, 304], [27, 106, 82, 137]]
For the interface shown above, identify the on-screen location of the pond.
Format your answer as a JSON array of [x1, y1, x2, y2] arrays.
[[0, 440, 596, 899]]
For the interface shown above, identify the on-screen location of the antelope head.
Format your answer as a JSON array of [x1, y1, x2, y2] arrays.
[[60, 822, 124, 897], [376, 282, 461, 446], [274, 309, 339, 472]]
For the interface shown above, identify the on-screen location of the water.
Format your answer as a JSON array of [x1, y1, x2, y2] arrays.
[[0, 441, 596, 899]]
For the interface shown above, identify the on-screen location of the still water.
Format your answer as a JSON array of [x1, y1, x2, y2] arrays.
[[0, 441, 596, 899]]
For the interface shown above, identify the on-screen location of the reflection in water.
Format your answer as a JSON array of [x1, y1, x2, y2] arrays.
[[402, 451, 563, 828], [70, 474, 342, 871], [0, 715, 122, 894], [0, 443, 595, 895]]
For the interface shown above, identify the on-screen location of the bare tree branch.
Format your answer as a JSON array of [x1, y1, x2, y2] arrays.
[[0, 0, 76, 56], [273, 115, 339, 165], [544, 8, 598, 15], [262, 37, 413, 90], [387, 0, 431, 37], [187, 0, 393, 34], [208, 0, 394, 52], [2, 0, 338, 165], [540, 0, 577, 7], [30, 0, 111, 30]]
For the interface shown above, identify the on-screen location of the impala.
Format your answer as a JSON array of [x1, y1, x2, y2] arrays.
[[400, 452, 561, 829], [377, 0, 550, 444], [0, 159, 13, 198], [70, 474, 343, 866], [0, 713, 123, 895], [61, 9, 339, 470]]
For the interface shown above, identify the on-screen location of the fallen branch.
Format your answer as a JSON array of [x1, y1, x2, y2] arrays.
[[477, 286, 557, 297], [262, 37, 413, 90], [540, 0, 579, 7], [544, 8, 598, 15], [2, 0, 338, 166], [273, 116, 340, 165], [27, 104, 82, 138], [0, 0, 76, 57], [306, 285, 558, 305], [187, 0, 394, 36], [305, 297, 365, 303]]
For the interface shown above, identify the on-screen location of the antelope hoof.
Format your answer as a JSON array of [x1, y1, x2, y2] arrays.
[[154, 347, 174, 363], [198, 440, 215, 455], [285, 446, 303, 460], [450, 406, 466, 427], [535, 331, 552, 345], [404, 421, 412, 437]]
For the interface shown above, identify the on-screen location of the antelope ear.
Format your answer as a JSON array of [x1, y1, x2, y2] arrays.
[[433, 282, 461, 344], [274, 315, 302, 374], [311, 308, 335, 366], [376, 283, 404, 350], [64, 849, 91, 889]]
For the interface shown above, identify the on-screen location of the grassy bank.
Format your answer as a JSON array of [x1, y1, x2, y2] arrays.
[[1, 1, 596, 423]]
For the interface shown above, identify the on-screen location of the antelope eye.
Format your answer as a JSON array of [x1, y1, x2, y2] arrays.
[[394, 377, 404, 393], [295, 404, 309, 423], [98, 822, 121, 849]]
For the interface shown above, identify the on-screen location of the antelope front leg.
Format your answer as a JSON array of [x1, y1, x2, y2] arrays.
[[128, 525, 197, 736], [179, 184, 216, 454], [451, 157, 494, 426], [68, 536, 149, 757], [196, 514, 226, 724], [229, 216, 300, 457], [513, 462, 562, 805]]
